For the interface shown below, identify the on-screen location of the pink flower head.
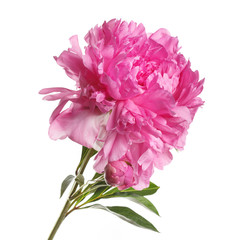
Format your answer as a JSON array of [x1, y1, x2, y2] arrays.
[[104, 160, 134, 190], [40, 19, 204, 190]]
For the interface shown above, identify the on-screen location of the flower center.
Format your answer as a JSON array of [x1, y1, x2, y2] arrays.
[[134, 59, 158, 86]]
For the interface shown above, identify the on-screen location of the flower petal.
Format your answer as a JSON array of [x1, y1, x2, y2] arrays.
[[49, 104, 108, 149]]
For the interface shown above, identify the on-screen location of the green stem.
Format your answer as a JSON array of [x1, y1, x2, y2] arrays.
[[78, 148, 95, 175], [48, 148, 95, 240], [48, 199, 71, 240]]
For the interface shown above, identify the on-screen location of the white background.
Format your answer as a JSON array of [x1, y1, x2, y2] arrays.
[[0, 0, 240, 239]]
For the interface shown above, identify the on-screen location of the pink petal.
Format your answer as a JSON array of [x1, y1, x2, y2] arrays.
[[150, 28, 179, 55], [39, 87, 71, 95], [138, 148, 154, 171], [69, 35, 82, 56], [133, 84, 175, 114], [94, 131, 129, 172], [49, 104, 108, 149], [153, 150, 173, 170]]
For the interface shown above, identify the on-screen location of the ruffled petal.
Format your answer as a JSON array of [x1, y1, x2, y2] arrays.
[[150, 28, 179, 55], [94, 131, 129, 172], [49, 104, 108, 149]]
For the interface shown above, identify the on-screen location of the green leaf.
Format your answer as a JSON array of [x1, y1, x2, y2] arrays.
[[81, 146, 89, 160], [103, 192, 159, 215], [103, 182, 160, 198], [74, 191, 90, 206], [76, 147, 98, 175], [73, 175, 105, 205], [92, 172, 103, 180], [83, 204, 159, 232], [122, 182, 160, 196], [74, 184, 109, 207], [60, 175, 74, 198], [126, 195, 159, 216], [86, 186, 110, 203], [75, 173, 84, 186], [81, 146, 97, 160]]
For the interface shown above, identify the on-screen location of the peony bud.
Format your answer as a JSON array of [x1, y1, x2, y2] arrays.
[[104, 160, 134, 190]]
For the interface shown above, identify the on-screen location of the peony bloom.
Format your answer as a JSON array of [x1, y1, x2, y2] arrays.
[[40, 19, 204, 190], [104, 160, 134, 190]]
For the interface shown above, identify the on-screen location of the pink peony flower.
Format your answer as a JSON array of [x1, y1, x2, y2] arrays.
[[40, 19, 204, 190], [104, 160, 134, 190]]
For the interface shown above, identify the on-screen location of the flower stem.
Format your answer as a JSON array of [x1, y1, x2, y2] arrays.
[[48, 148, 95, 240], [77, 148, 95, 175], [48, 198, 71, 240]]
